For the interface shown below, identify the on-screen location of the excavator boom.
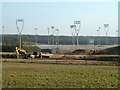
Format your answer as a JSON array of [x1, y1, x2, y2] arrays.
[[16, 47, 27, 59]]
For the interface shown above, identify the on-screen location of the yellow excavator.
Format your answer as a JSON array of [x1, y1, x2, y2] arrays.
[[88, 49, 107, 55], [16, 47, 28, 59], [16, 47, 43, 59]]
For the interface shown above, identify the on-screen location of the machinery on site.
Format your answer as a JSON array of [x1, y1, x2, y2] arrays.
[[16, 47, 42, 59], [88, 49, 107, 55], [16, 47, 28, 59], [30, 52, 42, 59]]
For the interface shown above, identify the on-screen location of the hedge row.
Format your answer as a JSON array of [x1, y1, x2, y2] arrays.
[[2, 45, 41, 52]]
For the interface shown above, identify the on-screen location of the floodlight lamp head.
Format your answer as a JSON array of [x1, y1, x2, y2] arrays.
[[73, 25, 76, 27], [51, 26, 54, 29], [35, 28, 37, 30], [104, 24, 109, 27], [70, 25, 74, 28], [17, 19, 23, 22], [56, 29, 59, 31], [74, 21, 80, 24]]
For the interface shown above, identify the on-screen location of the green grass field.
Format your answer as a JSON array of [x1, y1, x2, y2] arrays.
[[2, 62, 118, 88]]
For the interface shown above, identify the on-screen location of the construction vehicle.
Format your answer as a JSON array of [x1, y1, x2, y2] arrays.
[[88, 49, 107, 55], [16, 47, 28, 59], [16, 47, 43, 59], [30, 52, 42, 59]]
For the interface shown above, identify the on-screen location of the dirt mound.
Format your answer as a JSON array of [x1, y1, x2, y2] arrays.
[[72, 49, 88, 55], [105, 46, 120, 55]]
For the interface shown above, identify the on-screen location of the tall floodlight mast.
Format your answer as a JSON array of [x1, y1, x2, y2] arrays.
[[97, 27, 100, 46], [116, 30, 118, 45], [47, 28, 50, 45], [97, 30, 99, 46], [98, 27, 101, 46], [74, 21, 81, 47], [35, 28, 38, 45], [70, 24, 76, 46], [58, 29, 59, 45], [2, 26, 4, 45], [104, 24, 109, 46], [55, 29, 59, 45], [16, 19, 24, 49], [51, 26, 54, 45], [116, 30, 118, 37]]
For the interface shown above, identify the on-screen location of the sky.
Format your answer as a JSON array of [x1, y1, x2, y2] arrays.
[[2, 1, 118, 36]]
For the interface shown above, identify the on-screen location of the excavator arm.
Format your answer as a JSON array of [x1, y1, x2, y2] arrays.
[[16, 47, 27, 59]]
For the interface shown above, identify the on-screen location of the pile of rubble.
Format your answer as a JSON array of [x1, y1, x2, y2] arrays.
[[105, 46, 120, 55]]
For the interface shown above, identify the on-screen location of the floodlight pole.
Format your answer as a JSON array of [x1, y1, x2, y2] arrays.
[[47, 28, 50, 45], [116, 30, 118, 45], [116, 30, 118, 37], [97, 30, 99, 46], [16, 19, 24, 49], [2, 26, 4, 45], [74, 21, 81, 47], [97, 27, 100, 46], [58, 29, 59, 45], [35, 28, 38, 45], [57, 29, 59, 46], [98, 27, 101, 46], [104, 24, 109, 46], [106, 32, 107, 46], [55, 29, 59, 45], [55, 29, 57, 45], [70, 25, 76, 46], [20, 33, 21, 48], [51, 26, 54, 45], [76, 31, 79, 46], [70, 25, 73, 45]]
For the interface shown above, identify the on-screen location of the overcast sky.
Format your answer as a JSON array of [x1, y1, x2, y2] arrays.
[[2, 2, 118, 36]]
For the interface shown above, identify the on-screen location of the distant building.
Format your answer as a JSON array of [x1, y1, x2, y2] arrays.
[[88, 39, 94, 45], [41, 49, 56, 54]]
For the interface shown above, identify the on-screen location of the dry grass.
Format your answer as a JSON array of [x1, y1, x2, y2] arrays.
[[2, 62, 118, 88]]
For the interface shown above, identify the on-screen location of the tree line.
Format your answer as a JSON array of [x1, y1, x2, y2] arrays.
[[0, 34, 118, 45]]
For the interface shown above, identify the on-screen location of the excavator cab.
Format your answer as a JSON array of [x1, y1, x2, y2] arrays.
[[88, 49, 107, 55], [88, 49, 95, 55]]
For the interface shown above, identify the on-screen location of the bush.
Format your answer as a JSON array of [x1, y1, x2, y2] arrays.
[[2, 45, 41, 53], [2, 45, 18, 52], [21, 46, 41, 52]]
